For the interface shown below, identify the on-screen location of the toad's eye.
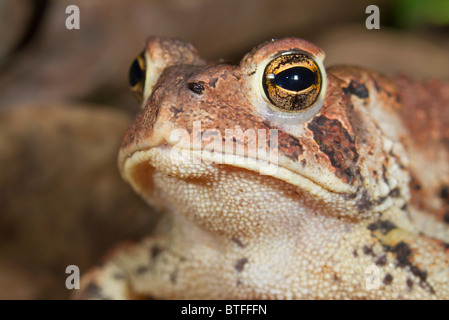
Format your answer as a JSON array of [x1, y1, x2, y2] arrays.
[[262, 53, 323, 112], [129, 51, 146, 102]]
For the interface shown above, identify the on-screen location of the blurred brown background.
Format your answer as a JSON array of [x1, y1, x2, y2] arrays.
[[0, 0, 448, 299]]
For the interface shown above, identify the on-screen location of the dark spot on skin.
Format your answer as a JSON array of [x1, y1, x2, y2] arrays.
[[308, 115, 359, 184], [367, 220, 396, 235], [410, 176, 422, 191], [170, 271, 177, 284], [410, 265, 427, 283], [209, 77, 218, 88], [389, 188, 400, 198], [441, 186, 449, 200], [248, 70, 256, 76], [288, 135, 301, 147], [169, 105, 182, 117], [406, 278, 413, 290], [187, 82, 205, 95], [236, 279, 242, 286], [261, 120, 271, 128], [353, 249, 358, 257], [84, 282, 101, 296], [410, 266, 435, 294], [375, 196, 387, 205], [363, 245, 374, 256], [444, 243, 449, 250], [401, 204, 408, 211], [151, 245, 163, 259], [232, 237, 247, 248], [136, 266, 149, 275], [383, 241, 435, 294], [278, 133, 303, 161], [235, 258, 248, 273], [375, 255, 387, 266], [343, 192, 357, 200], [390, 242, 412, 268], [343, 80, 369, 99], [83, 282, 110, 300], [383, 274, 393, 285], [382, 164, 388, 185], [333, 274, 340, 282], [357, 191, 373, 211], [301, 159, 307, 167], [443, 213, 449, 224], [421, 282, 436, 294], [113, 273, 126, 281]]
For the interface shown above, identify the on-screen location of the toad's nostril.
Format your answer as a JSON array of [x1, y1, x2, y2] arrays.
[[187, 82, 205, 95]]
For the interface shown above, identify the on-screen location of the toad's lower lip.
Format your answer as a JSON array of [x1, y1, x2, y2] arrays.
[[119, 143, 352, 202]]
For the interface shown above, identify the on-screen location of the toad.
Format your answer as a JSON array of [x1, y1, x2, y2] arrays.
[[77, 37, 449, 299]]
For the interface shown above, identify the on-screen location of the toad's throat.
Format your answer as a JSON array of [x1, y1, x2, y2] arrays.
[[119, 144, 353, 204]]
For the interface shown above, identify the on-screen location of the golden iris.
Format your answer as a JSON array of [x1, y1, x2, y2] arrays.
[[263, 53, 322, 112]]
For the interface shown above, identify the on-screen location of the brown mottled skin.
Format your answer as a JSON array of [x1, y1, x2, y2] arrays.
[[76, 37, 449, 299]]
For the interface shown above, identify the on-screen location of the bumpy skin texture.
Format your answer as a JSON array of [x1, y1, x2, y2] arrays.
[[76, 37, 449, 299]]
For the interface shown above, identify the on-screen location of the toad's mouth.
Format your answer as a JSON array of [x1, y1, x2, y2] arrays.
[[119, 143, 354, 207]]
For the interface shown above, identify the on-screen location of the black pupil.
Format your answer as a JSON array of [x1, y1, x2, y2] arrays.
[[129, 58, 143, 87], [274, 67, 315, 92]]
